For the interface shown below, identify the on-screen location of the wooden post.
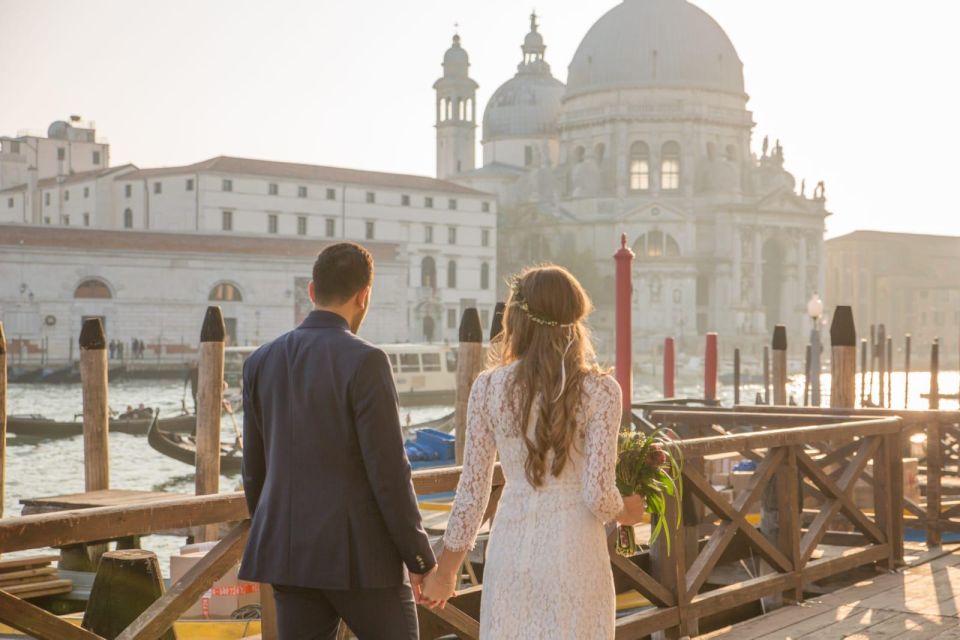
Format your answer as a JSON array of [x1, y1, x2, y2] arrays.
[[860, 339, 868, 406], [763, 345, 770, 405], [886, 335, 893, 409], [803, 344, 811, 407], [733, 348, 741, 406], [829, 306, 857, 409], [80, 318, 109, 492], [82, 550, 175, 640], [614, 234, 635, 415], [868, 324, 876, 403], [904, 334, 912, 409], [929, 339, 940, 410], [455, 309, 483, 465], [663, 337, 675, 399], [877, 324, 886, 408], [196, 307, 225, 542], [704, 333, 718, 402], [0, 322, 5, 518], [772, 325, 787, 406], [489, 302, 505, 342]]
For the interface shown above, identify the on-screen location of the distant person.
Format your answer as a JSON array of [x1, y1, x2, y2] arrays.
[[117, 341, 124, 361], [240, 243, 435, 639], [108, 340, 116, 360], [184, 362, 199, 413]]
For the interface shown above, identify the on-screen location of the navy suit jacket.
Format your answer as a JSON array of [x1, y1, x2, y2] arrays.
[[238, 310, 436, 589]]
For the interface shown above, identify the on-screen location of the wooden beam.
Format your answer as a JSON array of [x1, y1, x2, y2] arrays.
[[418, 602, 480, 639], [116, 521, 249, 640], [0, 589, 104, 640], [614, 606, 680, 639]]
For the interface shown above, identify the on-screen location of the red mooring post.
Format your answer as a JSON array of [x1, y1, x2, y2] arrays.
[[663, 337, 676, 398], [614, 233, 634, 415], [704, 333, 718, 401]]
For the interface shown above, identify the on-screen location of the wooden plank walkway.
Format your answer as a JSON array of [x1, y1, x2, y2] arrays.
[[705, 548, 960, 639]]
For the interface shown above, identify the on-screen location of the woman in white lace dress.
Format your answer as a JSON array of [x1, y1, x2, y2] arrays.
[[421, 265, 645, 639]]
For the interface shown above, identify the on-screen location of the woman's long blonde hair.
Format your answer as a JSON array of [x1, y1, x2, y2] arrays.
[[493, 265, 601, 488]]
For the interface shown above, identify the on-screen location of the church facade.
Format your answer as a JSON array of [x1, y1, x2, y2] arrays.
[[436, 0, 830, 358]]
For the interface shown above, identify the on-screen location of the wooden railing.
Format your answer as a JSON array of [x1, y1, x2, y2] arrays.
[[0, 415, 917, 639]]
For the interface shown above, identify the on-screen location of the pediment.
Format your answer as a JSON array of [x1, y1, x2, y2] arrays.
[[620, 202, 689, 223], [756, 187, 813, 215]]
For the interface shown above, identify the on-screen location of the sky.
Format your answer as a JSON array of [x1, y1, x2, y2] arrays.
[[1, 0, 958, 238]]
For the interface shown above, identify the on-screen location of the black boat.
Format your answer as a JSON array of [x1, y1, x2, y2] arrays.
[[146, 416, 243, 474], [7, 412, 196, 438]]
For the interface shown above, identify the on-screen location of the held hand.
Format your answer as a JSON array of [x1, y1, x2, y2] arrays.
[[617, 494, 646, 526], [409, 566, 436, 606], [420, 569, 458, 609]]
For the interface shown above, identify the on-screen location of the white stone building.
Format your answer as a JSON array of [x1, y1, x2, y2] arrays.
[[439, 1, 831, 358], [1, 137, 497, 360]]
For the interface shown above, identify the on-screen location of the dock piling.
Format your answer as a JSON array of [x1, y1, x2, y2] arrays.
[[704, 333, 718, 402], [904, 334, 912, 409], [877, 324, 887, 408], [772, 325, 787, 406], [614, 234, 635, 414], [454, 308, 483, 464], [663, 337, 676, 399], [762, 345, 770, 405], [886, 335, 893, 409], [803, 344, 811, 407], [82, 549, 175, 640], [196, 307, 226, 541], [859, 339, 868, 407], [733, 348, 741, 406], [80, 318, 109, 492], [929, 339, 940, 410], [830, 306, 857, 409]]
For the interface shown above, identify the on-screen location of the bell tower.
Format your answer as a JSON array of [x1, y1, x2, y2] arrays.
[[433, 32, 478, 179]]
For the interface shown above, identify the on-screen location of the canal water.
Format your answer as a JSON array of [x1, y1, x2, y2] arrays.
[[3, 370, 957, 573]]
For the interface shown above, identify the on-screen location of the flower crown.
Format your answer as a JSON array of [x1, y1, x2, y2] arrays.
[[509, 276, 575, 328]]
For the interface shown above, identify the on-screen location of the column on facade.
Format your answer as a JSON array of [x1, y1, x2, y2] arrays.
[[797, 232, 808, 300], [615, 121, 628, 198]]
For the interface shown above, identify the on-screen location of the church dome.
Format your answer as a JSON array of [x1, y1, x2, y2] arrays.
[[442, 34, 470, 78], [566, 0, 745, 97], [482, 13, 565, 141], [483, 74, 565, 140]]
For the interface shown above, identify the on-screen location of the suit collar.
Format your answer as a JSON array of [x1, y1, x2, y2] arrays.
[[299, 310, 350, 331]]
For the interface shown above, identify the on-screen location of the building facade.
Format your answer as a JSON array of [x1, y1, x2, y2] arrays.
[[440, 1, 831, 358], [826, 231, 960, 368], [1, 135, 498, 356]]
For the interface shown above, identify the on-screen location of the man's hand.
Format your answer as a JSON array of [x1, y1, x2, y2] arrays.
[[420, 567, 457, 609], [409, 566, 437, 606]]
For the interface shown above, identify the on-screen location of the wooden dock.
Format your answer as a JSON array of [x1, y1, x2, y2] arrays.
[[705, 547, 960, 639]]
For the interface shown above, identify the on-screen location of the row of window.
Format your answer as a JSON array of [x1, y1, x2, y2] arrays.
[[42, 185, 93, 207], [420, 257, 491, 290], [41, 213, 92, 226], [918, 311, 960, 326], [74, 278, 243, 302], [47, 147, 101, 165], [120, 177, 491, 212]]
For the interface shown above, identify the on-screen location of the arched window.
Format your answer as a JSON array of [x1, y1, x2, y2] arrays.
[[421, 256, 437, 289], [574, 146, 585, 163], [480, 262, 490, 290], [661, 141, 681, 190], [594, 143, 605, 165], [725, 144, 738, 162], [209, 282, 243, 302], [634, 232, 681, 259], [74, 278, 112, 299], [629, 142, 650, 191], [447, 260, 457, 289], [123, 208, 133, 229]]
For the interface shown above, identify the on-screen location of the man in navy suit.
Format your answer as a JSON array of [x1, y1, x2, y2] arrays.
[[239, 242, 437, 639]]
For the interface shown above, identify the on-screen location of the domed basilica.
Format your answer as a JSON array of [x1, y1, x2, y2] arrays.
[[434, 0, 830, 356]]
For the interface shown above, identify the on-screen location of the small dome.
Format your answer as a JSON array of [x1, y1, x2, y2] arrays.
[[442, 34, 470, 78], [567, 0, 745, 97], [523, 30, 544, 54], [483, 73, 565, 140]]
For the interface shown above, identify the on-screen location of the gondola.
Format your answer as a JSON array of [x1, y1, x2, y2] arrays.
[[146, 415, 243, 474], [6, 412, 196, 439]]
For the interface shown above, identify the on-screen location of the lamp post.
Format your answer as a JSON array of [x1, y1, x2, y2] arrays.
[[807, 293, 824, 406]]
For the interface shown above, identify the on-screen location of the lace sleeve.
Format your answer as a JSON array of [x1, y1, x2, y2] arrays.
[[443, 372, 497, 552], [581, 374, 624, 524]]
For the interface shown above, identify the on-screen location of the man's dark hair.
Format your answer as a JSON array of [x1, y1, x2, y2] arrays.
[[312, 242, 375, 306]]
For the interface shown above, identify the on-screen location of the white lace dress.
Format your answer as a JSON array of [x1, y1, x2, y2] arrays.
[[443, 364, 624, 639]]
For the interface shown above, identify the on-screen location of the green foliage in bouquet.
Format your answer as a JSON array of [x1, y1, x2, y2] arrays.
[[615, 428, 683, 557]]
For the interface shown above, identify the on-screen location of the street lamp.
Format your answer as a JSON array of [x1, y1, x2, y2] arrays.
[[807, 293, 824, 406]]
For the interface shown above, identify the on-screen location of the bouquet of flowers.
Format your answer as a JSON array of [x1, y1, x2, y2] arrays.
[[614, 428, 683, 557]]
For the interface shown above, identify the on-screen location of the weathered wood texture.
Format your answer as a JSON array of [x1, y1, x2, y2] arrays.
[[80, 318, 109, 492], [772, 325, 787, 406], [0, 588, 104, 640], [454, 308, 484, 465], [82, 550, 175, 640], [196, 306, 225, 502], [830, 306, 857, 409]]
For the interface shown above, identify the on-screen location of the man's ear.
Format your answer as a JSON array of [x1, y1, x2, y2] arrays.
[[356, 285, 371, 310], [308, 280, 317, 305]]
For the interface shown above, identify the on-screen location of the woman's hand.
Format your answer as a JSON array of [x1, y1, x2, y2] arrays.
[[617, 494, 646, 526], [420, 569, 458, 608]]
